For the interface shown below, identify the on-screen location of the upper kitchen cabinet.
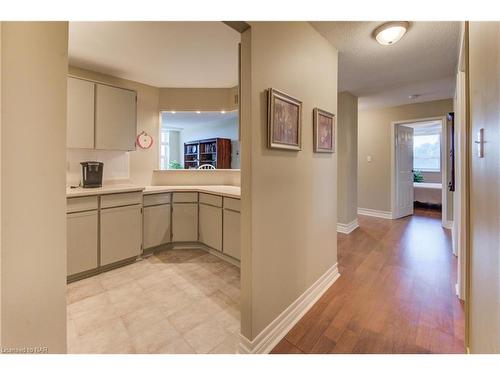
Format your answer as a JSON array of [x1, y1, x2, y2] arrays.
[[67, 77, 95, 149], [95, 84, 137, 151]]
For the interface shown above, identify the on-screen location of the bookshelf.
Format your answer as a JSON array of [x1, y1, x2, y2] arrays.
[[183, 138, 232, 169]]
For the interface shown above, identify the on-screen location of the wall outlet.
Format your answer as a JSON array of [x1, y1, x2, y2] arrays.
[[367, 155, 372, 162]]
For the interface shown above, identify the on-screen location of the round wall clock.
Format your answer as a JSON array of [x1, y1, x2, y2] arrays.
[[136, 131, 153, 149]]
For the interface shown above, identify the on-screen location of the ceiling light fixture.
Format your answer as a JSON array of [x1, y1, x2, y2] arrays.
[[374, 21, 409, 46], [196, 111, 201, 114], [170, 111, 176, 114], [220, 110, 226, 114]]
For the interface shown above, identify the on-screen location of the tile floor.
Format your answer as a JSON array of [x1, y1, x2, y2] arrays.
[[67, 248, 241, 354]]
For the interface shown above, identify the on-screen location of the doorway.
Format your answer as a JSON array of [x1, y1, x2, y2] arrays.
[[391, 116, 448, 227]]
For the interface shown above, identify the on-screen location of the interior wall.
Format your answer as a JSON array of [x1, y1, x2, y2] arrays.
[[1, 22, 68, 353], [68, 66, 160, 186], [358, 99, 454, 213], [468, 21, 500, 354], [421, 171, 442, 183], [240, 22, 338, 341], [337, 91, 358, 225], [151, 169, 240, 186], [159, 87, 238, 112]]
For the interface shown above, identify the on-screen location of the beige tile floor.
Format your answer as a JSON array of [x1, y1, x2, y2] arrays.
[[67, 248, 241, 354]]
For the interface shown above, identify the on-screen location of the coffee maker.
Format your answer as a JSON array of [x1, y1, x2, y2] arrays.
[[80, 161, 104, 188]]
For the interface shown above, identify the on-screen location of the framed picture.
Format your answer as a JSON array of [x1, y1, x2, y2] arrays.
[[313, 108, 335, 153], [267, 88, 302, 150]]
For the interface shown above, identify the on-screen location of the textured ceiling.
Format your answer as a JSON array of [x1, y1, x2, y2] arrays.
[[310, 21, 461, 109], [69, 22, 240, 88]]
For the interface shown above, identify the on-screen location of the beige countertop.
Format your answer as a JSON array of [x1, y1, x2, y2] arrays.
[[66, 184, 240, 199]]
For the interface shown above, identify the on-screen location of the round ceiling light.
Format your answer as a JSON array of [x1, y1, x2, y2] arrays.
[[374, 21, 409, 46]]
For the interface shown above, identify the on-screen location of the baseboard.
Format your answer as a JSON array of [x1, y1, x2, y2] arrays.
[[337, 219, 359, 234], [238, 263, 340, 354], [357, 207, 393, 219], [443, 220, 453, 230]]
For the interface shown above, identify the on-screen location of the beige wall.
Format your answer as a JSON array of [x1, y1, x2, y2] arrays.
[[158, 87, 238, 112], [240, 22, 338, 341], [69, 66, 160, 186], [468, 22, 500, 353], [1, 22, 68, 353], [151, 169, 240, 186], [358, 99, 454, 213], [337, 92, 358, 225]]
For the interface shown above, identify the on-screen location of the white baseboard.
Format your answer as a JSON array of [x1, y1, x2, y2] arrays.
[[337, 219, 359, 234], [238, 263, 340, 354], [357, 207, 394, 219], [443, 220, 453, 230]]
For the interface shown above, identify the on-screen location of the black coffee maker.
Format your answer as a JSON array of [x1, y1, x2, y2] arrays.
[[80, 161, 104, 188]]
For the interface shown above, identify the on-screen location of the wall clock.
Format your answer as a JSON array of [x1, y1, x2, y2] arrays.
[[136, 131, 153, 149]]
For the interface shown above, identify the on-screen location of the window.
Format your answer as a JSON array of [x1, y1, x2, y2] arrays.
[[413, 133, 441, 172], [159, 128, 170, 170]]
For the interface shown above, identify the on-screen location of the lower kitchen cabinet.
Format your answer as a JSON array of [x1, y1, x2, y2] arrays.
[[100, 204, 142, 266], [172, 203, 198, 242], [143, 203, 171, 249], [67, 210, 98, 276], [223, 209, 241, 260], [199, 203, 223, 251]]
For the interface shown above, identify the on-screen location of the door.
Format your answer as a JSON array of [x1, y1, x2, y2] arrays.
[[67, 210, 98, 276], [395, 125, 414, 218], [95, 83, 137, 151], [67, 77, 95, 149], [172, 203, 198, 242], [468, 22, 500, 353], [100, 204, 142, 266], [143, 204, 171, 249], [199, 203, 222, 251]]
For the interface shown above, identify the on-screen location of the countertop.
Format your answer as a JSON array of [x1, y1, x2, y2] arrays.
[[66, 184, 241, 199]]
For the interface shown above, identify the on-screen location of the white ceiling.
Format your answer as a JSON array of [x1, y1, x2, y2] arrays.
[[69, 22, 240, 88], [310, 21, 461, 109], [162, 110, 238, 130]]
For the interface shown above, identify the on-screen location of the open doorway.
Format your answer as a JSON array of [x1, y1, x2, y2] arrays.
[[391, 116, 449, 227]]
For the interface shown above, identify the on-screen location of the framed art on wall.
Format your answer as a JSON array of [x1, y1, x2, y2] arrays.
[[267, 88, 302, 150], [313, 108, 335, 153]]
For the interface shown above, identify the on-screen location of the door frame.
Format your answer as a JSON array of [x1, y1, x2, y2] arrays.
[[390, 116, 448, 227]]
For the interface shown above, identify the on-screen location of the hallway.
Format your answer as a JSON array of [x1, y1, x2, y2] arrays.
[[271, 209, 465, 354]]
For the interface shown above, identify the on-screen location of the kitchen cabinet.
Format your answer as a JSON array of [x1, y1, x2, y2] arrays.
[[172, 204, 198, 242], [67, 210, 98, 276], [67, 77, 95, 149], [199, 203, 223, 251], [143, 193, 171, 249], [95, 83, 137, 151], [100, 204, 142, 266], [223, 197, 241, 261]]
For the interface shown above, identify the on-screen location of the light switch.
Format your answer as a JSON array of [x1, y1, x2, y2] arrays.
[[367, 155, 372, 162]]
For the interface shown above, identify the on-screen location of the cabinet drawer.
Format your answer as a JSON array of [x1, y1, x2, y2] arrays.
[[199, 193, 223, 207], [101, 191, 142, 209], [143, 193, 171, 207], [67, 196, 98, 213], [172, 192, 198, 203], [223, 197, 241, 212]]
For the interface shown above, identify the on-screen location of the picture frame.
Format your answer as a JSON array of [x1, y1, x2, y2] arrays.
[[313, 108, 335, 153], [267, 88, 302, 151]]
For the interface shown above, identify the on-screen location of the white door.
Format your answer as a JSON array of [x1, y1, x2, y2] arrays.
[[395, 125, 414, 218]]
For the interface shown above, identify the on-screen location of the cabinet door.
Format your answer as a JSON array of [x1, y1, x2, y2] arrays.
[[172, 203, 198, 242], [67, 210, 98, 276], [223, 209, 240, 260], [100, 204, 142, 266], [95, 84, 136, 151], [199, 203, 222, 251], [143, 204, 171, 249], [67, 77, 95, 149]]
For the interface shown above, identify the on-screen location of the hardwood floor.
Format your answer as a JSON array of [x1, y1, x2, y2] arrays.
[[271, 209, 465, 354]]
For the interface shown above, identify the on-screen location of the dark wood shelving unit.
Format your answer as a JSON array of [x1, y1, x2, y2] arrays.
[[183, 138, 232, 169]]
